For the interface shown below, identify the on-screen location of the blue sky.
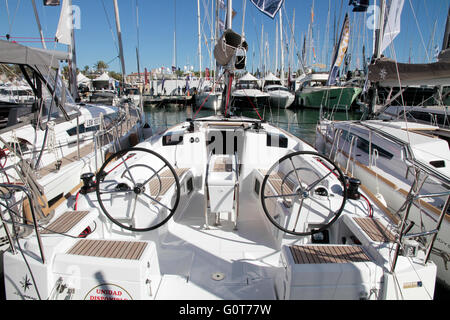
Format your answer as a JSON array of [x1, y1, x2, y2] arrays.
[[0, 0, 449, 75]]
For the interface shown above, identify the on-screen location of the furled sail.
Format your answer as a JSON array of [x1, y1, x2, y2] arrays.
[[380, 0, 405, 54], [250, 0, 284, 19], [327, 14, 350, 86], [55, 0, 72, 45]]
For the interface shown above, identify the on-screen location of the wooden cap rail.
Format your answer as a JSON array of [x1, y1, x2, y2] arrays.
[[289, 245, 371, 264], [67, 239, 148, 260]]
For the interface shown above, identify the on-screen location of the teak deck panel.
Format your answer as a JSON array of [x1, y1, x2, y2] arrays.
[[289, 245, 371, 264], [41, 211, 89, 234], [353, 217, 396, 243], [67, 239, 147, 260], [148, 168, 188, 197], [258, 169, 294, 196]]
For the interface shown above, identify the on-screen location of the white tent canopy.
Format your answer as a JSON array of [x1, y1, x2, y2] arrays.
[[238, 72, 258, 82], [93, 73, 111, 82], [77, 73, 91, 84], [264, 72, 281, 81]]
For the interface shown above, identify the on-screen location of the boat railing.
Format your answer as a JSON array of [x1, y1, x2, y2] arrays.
[[391, 188, 450, 272], [0, 183, 46, 264], [233, 151, 240, 231], [92, 104, 137, 172]]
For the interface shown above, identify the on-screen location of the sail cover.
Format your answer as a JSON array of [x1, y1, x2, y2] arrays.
[[368, 57, 450, 86], [327, 14, 350, 86], [250, 0, 284, 19]]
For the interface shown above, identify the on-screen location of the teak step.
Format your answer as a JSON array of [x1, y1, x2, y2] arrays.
[[41, 211, 89, 234], [289, 245, 371, 264], [258, 169, 294, 196], [67, 239, 148, 260], [353, 217, 396, 243], [148, 168, 188, 199]]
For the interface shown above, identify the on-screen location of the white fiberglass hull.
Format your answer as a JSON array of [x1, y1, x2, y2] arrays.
[[2, 116, 438, 301], [315, 120, 450, 289], [195, 92, 222, 111], [269, 92, 295, 109]]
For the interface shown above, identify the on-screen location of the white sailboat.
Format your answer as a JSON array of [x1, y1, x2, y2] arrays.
[[315, 0, 450, 289], [0, 1, 148, 253], [263, 73, 294, 109], [194, 0, 223, 112], [315, 119, 450, 288], [0, 0, 442, 301], [232, 72, 270, 109]]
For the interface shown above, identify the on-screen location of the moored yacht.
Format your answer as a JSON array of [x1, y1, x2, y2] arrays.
[[0, 40, 148, 254], [195, 83, 223, 112], [262, 73, 295, 109], [315, 118, 450, 288], [231, 72, 269, 109]]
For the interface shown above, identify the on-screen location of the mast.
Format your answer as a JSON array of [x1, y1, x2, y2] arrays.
[[136, 0, 142, 86], [279, 7, 285, 84], [113, 0, 126, 92], [31, 0, 46, 49], [214, 0, 219, 83], [374, 0, 386, 59], [241, 0, 247, 38], [275, 20, 279, 75], [197, 0, 202, 79], [174, 0, 178, 91], [226, 0, 232, 29], [68, 0, 79, 101], [260, 24, 264, 74]]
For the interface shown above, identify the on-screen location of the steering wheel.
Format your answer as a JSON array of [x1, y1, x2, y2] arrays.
[[95, 147, 181, 232], [260, 151, 347, 236]]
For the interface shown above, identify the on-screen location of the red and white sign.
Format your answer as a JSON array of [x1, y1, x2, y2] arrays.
[[84, 284, 133, 300]]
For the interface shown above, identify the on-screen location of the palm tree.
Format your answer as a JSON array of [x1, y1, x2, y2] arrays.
[[94, 61, 109, 74], [82, 65, 90, 75]]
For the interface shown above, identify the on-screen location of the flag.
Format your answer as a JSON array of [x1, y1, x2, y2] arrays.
[[205, 68, 210, 79], [348, 0, 369, 12], [44, 0, 60, 6], [381, 0, 405, 54], [327, 14, 350, 86], [250, 0, 284, 19], [55, 0, 72, 45], [144, 68, 149, 85]]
